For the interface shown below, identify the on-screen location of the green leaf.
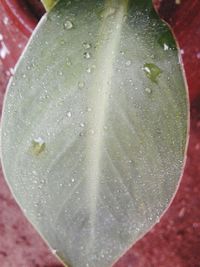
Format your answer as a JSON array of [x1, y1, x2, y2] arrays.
[[41, 0, 59, 11], [1, 0, 188, 266]]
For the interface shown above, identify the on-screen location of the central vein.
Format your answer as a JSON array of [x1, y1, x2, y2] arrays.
[[86, 0, 128, 247]]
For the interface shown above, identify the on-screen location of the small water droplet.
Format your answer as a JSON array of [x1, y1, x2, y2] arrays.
[[78, 81, 85, 88], [143, 63, 162, 83], [87, 107, 92, 112], [158, 31, 176, 50], [66, 57, 72, 66], [71, 178, 75, 183], [145, 87, 152, 94], [87, 67, 92, 73], [84, 51, 91, 59], [63, 20, 73, 30], [163, 43, 169, 51], [80, 123, 85, 127], [66, 111, 72, 118], [125, 60, 132, 66], [52, 249, 57, 255], [82, 42, 91, 49], [90, 129, 95, 135], [31, 137, 45, 155]]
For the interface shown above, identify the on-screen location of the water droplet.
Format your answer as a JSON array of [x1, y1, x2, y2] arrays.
[[158, 31, 176, 50], [125, 60, 132, 66], [71, 178, 75, 183], [163, 43, 169, 51], [63, 20, 73, 30], [66, 111, 72, 118], [83, 51, 91, 59], [80, 123, 85, 127], [66, 57, 72, 66], [87, 107, 92, 112], [143, 63, 162, 83], [91, 130, 95, 135], [87, 67, 92, 73], [78, 81, 85, 88], [196, 52, 200, 59], [0, 41, 10, 59], [82, 42, 91, 49], [3, 17, 9, 25], [145, 87, 152, 94], [52, 249, 57, 255], [31, 137, 45, 155]]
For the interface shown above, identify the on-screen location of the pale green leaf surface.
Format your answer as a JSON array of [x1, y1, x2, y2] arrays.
[[1, 0, 188, 267]]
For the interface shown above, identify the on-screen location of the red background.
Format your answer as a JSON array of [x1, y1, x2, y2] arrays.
[[0, 0, 200, 266]]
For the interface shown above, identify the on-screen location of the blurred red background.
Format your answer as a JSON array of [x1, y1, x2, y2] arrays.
[[0, 0, 200, 266]]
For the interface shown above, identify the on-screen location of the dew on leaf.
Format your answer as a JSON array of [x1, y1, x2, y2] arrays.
[[143, 63, 162, 83], [31, 137, 45, 155], [90, 129, 95, 135], [66, 111, 72, 118], [158, 31, 176, 50], [83, 51, 91, 59], [145, 87, 152, 94], [87, 107, 92, 112], [51, 249, 57, 255], [82, 42, 91, 49], [63, 20, 73, 30], [66, 57, 72, 66], [78, 81, 85, 88], [125, 60, 132, 66]]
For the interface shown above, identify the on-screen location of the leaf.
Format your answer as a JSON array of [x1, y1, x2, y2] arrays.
[[1, 0, 188, 267], [41, 0, 59, 11]]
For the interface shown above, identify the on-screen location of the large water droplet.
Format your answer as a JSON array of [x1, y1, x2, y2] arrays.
[[31, 137, 45, 155], [143, 63, 162, 83]]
